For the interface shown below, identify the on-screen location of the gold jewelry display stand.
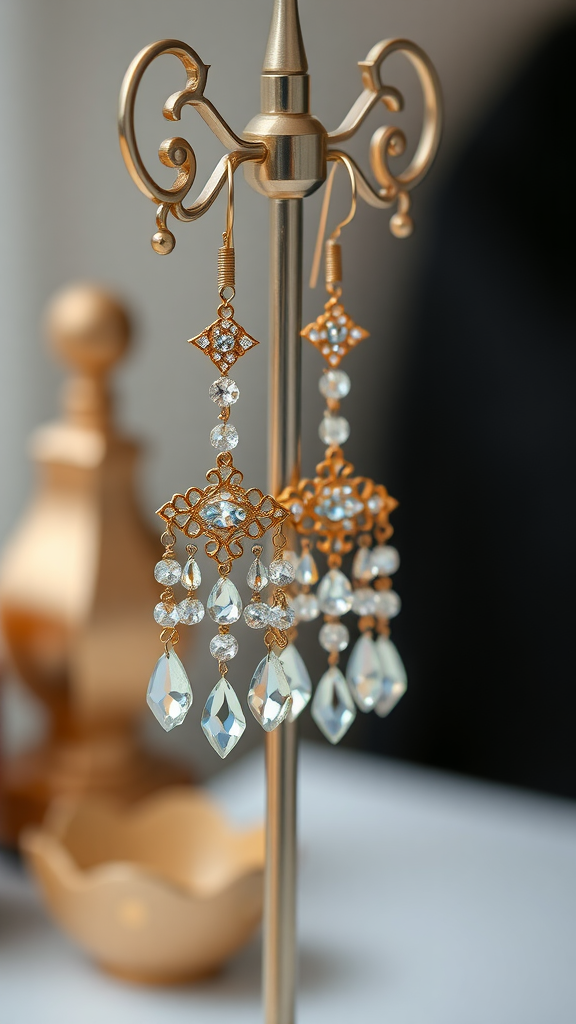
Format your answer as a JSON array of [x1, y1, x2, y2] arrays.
[[118, 3, 441, 1019]]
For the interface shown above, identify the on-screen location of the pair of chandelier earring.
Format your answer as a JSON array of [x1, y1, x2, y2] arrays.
[[147, 157, 407, 757]]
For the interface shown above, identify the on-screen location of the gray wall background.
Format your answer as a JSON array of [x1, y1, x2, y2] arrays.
[[0, 0, 572, 775]]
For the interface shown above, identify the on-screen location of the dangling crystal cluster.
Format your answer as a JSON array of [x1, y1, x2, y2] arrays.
[[147, 340, 291, 758], [277, 325, 407, 744]]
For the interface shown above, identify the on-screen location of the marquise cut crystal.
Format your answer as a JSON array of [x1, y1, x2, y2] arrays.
[[311, 666, 356, 744], [248, 652, 292, 731], [200, 499, 246, 529], [201, 677, 246, 757], [315, 487, 363, 523], [147, 650, 192, 732], [279, 644, 312, 722]]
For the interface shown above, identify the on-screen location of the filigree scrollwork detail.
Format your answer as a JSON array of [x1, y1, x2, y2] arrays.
[[279, 446, 397, 562], [157, 452, 290, 566], [118, 39, 265, 253], [329, 38, 442, 237]]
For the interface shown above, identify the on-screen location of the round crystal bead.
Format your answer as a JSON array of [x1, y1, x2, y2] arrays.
[[209, 377, 239, 406], [210, 423, 239, 451], [154, 559, 182, 585], [244, 602, 271, 628], [177, 597, 205, 625], [153, 601, 180, 627], [319, 415, 350, 446], [268, 559, 296, 586], [370, 545, 400, 576], [269, 605, 296, 630], [351, 588, 377, 616], [209, 633, 239, 660], [292, 592, 320, 622], [319, 370, 351, 400], [374, 589, 402, 619], [319, 622, 350, 652]]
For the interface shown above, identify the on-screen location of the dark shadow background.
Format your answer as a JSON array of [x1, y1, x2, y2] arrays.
[[355, 19, 576, 798]]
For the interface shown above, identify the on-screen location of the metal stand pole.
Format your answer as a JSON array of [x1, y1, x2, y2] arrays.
[[264, 198, 302, 1024]]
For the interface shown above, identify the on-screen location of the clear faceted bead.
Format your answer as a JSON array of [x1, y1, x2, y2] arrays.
[[209, 377, 239, 406], [319, 414, 350, 446], [177, 597, 205, 625], [248, 652, 292, 731], [210, 423, 239, 451], [311, 666, 356, 744], [147, 649, 192, 731], [268, 558, 296, 586], [370, 545, 400, 576], [268, 604, 296, 630], [374, 589, 402, 619], [292, 592, 320, 622], [153, 601, 180, 627], [244, 602, 270, 628], [201, 677, 246, 757], [181, 556, 201, 590], [352, 546, 377, 582], [279, 644, 312, 722], [319, 621, 349, 652], [207, 577, 242, 624], [154, 559, 182, 585], [351, 587, 377, 616], [295, 552, 319, 586], [346, 633, 383, 711], [247, 557, 269, 591], [375, 636, 407, 717], [317, 569, 353, 616], [319, 369, 351, 400], [209, 633, 239, 660]]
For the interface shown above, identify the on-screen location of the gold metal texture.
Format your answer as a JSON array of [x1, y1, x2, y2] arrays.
[[157, 451, 290, 567], [118, 40, 265, 252], [301, 295, 369, 368], [188, 309, 259, 371], [279, 446, 397, 562]]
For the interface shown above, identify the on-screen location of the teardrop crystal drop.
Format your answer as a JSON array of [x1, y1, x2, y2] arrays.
[[346, 633, 383, 711], [352, 546, 377, 582], [317, 569, 353, 616], [207, 576, 242, 624], [201, 677, 246, 757], [248, 652, 292, 731], [295, 551, 319, 586], [247, 556, 269, 591], [375, 636, 407, 717], [279, 644, 312, 722], [181, 555, 201, 590], [311, 666, 356, 744], [146, 649, 192, 732]]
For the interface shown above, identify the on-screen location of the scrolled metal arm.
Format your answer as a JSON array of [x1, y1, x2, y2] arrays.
[[329, 38, 442, 237], [118, 39, 265, 253]]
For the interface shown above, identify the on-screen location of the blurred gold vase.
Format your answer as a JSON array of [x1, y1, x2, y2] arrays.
[[22, 786, 265, 984], [0, 285, 190, 842]]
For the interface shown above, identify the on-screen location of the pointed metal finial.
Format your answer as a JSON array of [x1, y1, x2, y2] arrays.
[[263, 0, 308, 75]]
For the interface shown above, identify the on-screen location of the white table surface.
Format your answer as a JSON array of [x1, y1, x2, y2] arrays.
[[1, 743, 575, 1024]]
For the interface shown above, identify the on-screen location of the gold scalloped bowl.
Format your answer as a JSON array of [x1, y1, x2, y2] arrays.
[[22, 787, 265, 984]]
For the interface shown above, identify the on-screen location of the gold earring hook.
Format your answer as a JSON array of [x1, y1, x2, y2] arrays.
[[310, 155, 357, 290], [218, 158, 236, 300]]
